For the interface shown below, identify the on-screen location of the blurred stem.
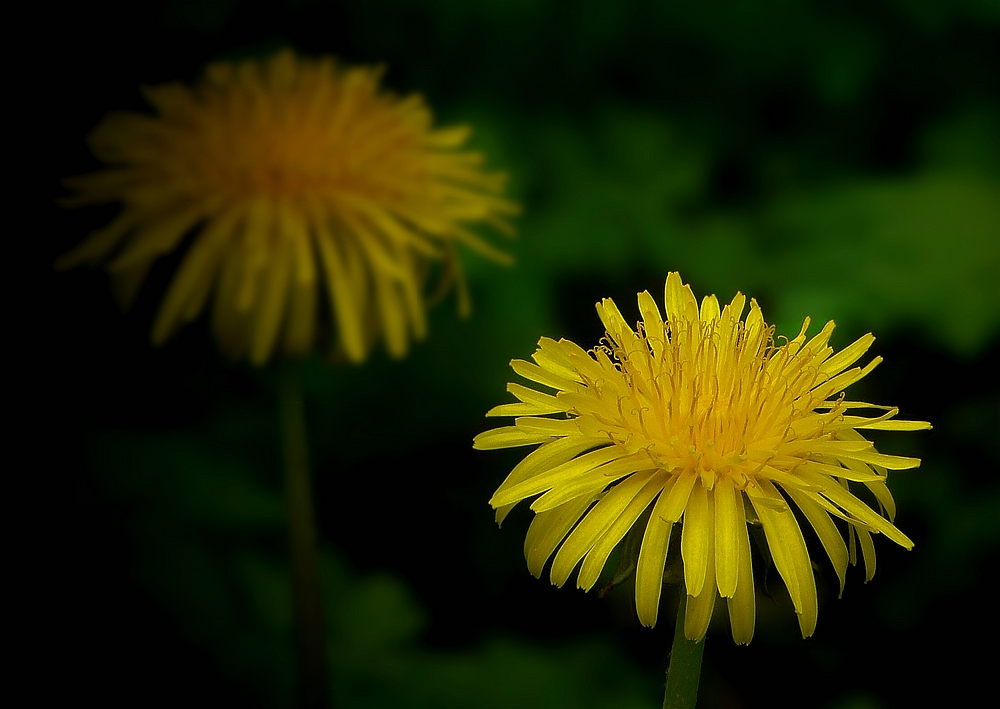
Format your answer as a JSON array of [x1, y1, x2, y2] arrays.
[[663, 597, 705, 709], [279, 361, 329, 709]]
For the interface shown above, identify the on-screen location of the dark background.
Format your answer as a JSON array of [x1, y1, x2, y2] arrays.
[[31, 1, 999, 707]]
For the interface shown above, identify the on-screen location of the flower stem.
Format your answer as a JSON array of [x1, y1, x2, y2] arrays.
[[279, 361, 329, 709], [662, 597, 705, 709]]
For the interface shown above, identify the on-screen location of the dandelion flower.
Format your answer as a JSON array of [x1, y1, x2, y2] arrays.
[[58, 49, 518, 364], [475, 272, 929, 644]]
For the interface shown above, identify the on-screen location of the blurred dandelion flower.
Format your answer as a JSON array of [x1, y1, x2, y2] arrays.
[[58, 49, 518, 364], [475, 272, 930, 644]]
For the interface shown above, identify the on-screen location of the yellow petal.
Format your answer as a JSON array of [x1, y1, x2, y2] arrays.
[[784, 486, 849, 597], [726, 512, 755, 644], [513, 417, 580, 437], [658, 472, 697, 523], [279, 205, 317, 356], [721, 291, 746, 323], [699, 294, 720, 322], [249, 233, 291, 365], [282, 249, 318, 357], [664, 271, 697, 324], [549, 474, 654, 587], [490, 445, 624, 508], [473, 426, 553, 451], [211, 243, 252, 360], [836, 448, 922, 471], [524, 495, 594, 578], [532, 337, 584, 382], [810, 357, 882, 401], [684, 522, 717, 643], [510, 359, 581, 392], [492, 436, 603, 518], [152, 206, 242, 344], [530, 455, 654, 513], [857, 527, 877, 582], [55, 207, 143, 269], [864, 479, 897, 521], [748, 479, 818, 638], [681, 483, 712, 598], [855, 419, 932, 431], [634, 480, 677, 627], [395, 249, 427, 340], [310, 202, 367, 362], [485, 382, 566, 418], [107, 203, 204, 272], [637, 290, 666, 358], [229, 202, 267, 313], [374, 270, 409, 358], [577, 471, 660, 591], [713, 477, 744, 598], [596, 297, 632, 342], [819, 333, 875, 378]]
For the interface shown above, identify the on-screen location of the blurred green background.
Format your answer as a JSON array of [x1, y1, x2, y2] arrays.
[[38, 1, 998, 707]]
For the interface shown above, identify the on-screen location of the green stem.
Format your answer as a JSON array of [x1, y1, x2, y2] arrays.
[[662, 596, 705, 709], [279, 361, 330, 709]]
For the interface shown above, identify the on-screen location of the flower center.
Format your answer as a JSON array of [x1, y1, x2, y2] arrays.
[[604, 316, 808, 490]]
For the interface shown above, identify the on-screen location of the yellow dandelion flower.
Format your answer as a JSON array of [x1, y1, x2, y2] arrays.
[[58, 49, 518, 364], [475, 272, 930, 644]]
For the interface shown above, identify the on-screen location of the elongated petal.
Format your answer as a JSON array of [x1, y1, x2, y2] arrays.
[[310, 203, 366, 361], [819, 333, 875, 377], [511, 359, 581, 392], [373, 271, 408, 358], [577, 471, 661, 590], [474, 426, 554, 451], [749, 479, 818, 637], [815, 479, 914, 548], [685, 514, 717, 642], [635, 479, 678, 627], [218, 258, 258, 360], [486, 382, 566, 417], [726, 510, 755, 644], [280, 204, 318, 356], [784, 486, 849, 596], [249, 235, 291, 365], [854, 419, 933, 431], [713, 477, 744, 598], [835, 448, 922, 471], [514, 416, 580, 437], [492, 436, 601, 523], [490, 446, 624, 508], [107, 204, 205, 272], [152, 206, 241, 344], [664, 271, 698, 323], [700, 294, 721, 322], [865, 479, 897, 521], [658, 472, 697, 523], [681, 483, 712, 598], [530, 455, 655, 513], [811, 357, 882, 401], [549, 473, 657, 587], [596, 297, 632, 344], [637, 290, 665, 357], [857, 527, 877, 582], [55, 207, 144, 268], [524, 496, 595, 578]]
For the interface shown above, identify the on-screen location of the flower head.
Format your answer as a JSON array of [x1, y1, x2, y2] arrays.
[[59, 50, 518, 364], [475, 273, 929, 644]]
